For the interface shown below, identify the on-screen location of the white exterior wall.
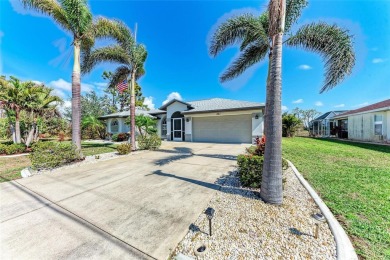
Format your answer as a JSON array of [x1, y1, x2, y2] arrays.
[[156, 118, 162, 138], [106, 117, 129, 134], [166, 102, 189, 141], [251, 111, 264, 139], [348, 111, 389, 142]]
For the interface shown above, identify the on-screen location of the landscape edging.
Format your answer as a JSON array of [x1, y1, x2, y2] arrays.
[[286, 160, 358, 260]]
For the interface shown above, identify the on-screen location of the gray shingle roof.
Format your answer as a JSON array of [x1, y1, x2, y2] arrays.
[[182, 98, 264, 114], [313, 110, 348, 121], [99, 109, 154, 119]]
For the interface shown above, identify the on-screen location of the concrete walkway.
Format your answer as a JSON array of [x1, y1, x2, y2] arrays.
[[0, 142, 246, 260]]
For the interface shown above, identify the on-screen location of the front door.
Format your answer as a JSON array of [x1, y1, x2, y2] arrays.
[[173, 118, 182, 141]]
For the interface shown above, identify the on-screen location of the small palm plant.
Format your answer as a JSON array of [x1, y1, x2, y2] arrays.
[[81, 24, 147, 151], [209, 0, 355, 204]]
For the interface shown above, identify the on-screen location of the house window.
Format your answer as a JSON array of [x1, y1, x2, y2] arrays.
[[374, 115, 383, 135], [161, 117, 167, 136], [111, 120, 119, 133]]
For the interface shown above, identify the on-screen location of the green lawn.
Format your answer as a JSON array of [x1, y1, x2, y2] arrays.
[[0, 141, 117, 183], [282, 137, 390, 259]]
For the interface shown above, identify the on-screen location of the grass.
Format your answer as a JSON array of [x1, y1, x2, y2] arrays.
[[0, 141, 117, 183], [282, 137, 390, 259]]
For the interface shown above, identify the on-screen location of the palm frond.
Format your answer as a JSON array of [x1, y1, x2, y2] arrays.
[[92, 17, 133, 50], [285, 0, 308, 33], [132, 44, 147, 70], [240, 13, 269, 51], [60, 0, 92, 37], [220, 40, 269, 82], [21, 0, 70, 31], [286, 22, 355, 92], [109, 65, 131, 88], [209, 14, 263, 57], [81, 45, 129, 74]]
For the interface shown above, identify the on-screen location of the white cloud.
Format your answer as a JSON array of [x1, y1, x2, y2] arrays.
[[315, 101, 323, 107], [353, 102, 369, 108], [334, 104, 345, 108], [94, 82, 108, 87], [48, 78, 93, 98], [9, 1, 46, 17], [292, 99, 303, 104], [144, 96, 155, 110], [372, 58, 385, 64], [32, 80, 42, 85], [162, 92, 183, 105], [282, 105, 288, 111], [298, 64, 312, 70], [58, 100, 71, 117]]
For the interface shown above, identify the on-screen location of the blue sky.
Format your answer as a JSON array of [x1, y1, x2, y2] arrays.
[[1, 0, 389, 113]]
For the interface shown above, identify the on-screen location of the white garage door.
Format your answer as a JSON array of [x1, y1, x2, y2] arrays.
[[192, 114, 252, 143]]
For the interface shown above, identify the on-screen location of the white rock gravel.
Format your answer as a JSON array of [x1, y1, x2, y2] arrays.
[[174, 168, 336, 259]]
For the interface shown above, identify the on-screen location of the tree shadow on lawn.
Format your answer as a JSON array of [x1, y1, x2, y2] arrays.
[[146, 170, 260, 200], [304, 137, 390, 153]]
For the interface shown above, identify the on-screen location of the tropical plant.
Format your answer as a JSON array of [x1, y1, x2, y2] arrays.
[[125, 115, 157, 137], [81, 24, 148, 151], [22, 0, 127, 154], [282, 113, 302, 137], [209, 0, 355, 204], [0, 76, 36, 143], [117, 143, 131, 155], [81, 115, 106, 139]]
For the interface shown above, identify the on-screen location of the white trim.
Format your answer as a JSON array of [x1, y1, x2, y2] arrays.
[[188, 109, 261, 118]]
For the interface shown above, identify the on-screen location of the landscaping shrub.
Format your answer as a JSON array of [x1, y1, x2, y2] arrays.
[[137, 134, 161, 150], [0, 144, 6, 154], [112, 132, 128, 142], [237, 154, 264, 188], [117, 143, 131, 155], [0, 143, 26, 155], [30, 141, 80, 170]]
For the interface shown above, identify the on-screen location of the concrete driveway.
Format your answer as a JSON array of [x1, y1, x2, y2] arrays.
[[0, 142, 246, 260]]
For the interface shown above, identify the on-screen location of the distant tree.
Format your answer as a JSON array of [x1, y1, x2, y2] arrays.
[[292, 107, 320, 130], [282, 113, 302, 137]]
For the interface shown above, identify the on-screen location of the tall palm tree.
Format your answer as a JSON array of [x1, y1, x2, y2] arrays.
[[209, 0, 355, 204], [0, 77, 36, 143], [22, 0, 129, 154], [81, 24, 147, 151]]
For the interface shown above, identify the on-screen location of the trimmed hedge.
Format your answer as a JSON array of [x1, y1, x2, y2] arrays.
[[0, 143, 26, 155], [237, 154, 288, 188], [117, 143, 131, 155], [30, 141, 80, 170], [137, 134, 161, 150]]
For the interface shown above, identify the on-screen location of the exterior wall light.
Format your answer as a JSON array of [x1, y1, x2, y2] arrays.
[[186, 117, 191, 122], [205, 207, 215, 236], [255, 114, 259, 119]]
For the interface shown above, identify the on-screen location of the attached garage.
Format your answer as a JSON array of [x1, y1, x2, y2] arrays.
[[192, 114, 252, 143]]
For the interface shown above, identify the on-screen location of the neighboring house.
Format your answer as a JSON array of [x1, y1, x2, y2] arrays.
[[100, 98, 265, 143], [310, 111, 348, 137], [333, 99, 390, 143], [99, 109, 154, 135]]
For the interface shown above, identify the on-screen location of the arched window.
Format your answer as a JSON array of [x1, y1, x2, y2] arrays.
[[161, 117, 167, 136], [111, 120, 119, 133]]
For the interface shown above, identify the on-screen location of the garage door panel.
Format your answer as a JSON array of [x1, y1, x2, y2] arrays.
[[193, 115, 251, 143]]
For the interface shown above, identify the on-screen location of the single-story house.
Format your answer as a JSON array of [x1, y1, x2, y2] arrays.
[[99, 109, 154, 134], [100, 98, 265, 143], [310, 110, 348, 137], [333, 99, 390, 143]]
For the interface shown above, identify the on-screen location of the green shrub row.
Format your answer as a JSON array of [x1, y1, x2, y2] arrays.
[[29, 141, 80, 170], [0, 143, 26, 155], [117, 143, 131, 155], [137, 134, 161, 150]]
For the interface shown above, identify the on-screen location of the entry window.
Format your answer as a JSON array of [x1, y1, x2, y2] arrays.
[[374, 115, 383, 135], [111, 120, 119, 133], [161, 117, 167, 136]]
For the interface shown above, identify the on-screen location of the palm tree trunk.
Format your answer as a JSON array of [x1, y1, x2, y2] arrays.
[[130, 71, 136, 151], [15, 110, 21, 143], [260, 0, 286, 205], [72, 39, 83, 156], [263, 54, 272, 135]]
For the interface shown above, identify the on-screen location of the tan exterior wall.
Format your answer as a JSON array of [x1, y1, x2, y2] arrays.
[[347, 111, 389, 142]]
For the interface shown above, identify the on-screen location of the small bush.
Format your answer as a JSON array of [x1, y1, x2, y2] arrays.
[[137, 134, 161, 150], [112, 133, 128, 142], [112, 133, 119, 142], [237, 155, 264, 188], [0, 143, 26, 155], [117, 143, 131, 155], [30, 141, 80, 170]]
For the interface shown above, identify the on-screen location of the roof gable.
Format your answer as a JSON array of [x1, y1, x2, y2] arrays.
[[158, 99, 193, 111]]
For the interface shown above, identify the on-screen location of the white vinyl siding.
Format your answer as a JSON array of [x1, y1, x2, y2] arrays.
[[193, 114, 252, 143]]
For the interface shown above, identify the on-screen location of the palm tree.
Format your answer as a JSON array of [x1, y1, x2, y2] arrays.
[[209, 0, 355, 204], [24, 85, 63, 146], [81, 24, 147, 151], [21, 0, 128, 154], [0, 77, 35, 143]]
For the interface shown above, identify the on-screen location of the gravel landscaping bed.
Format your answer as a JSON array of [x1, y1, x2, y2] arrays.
[[174, 168, 336, 259]]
